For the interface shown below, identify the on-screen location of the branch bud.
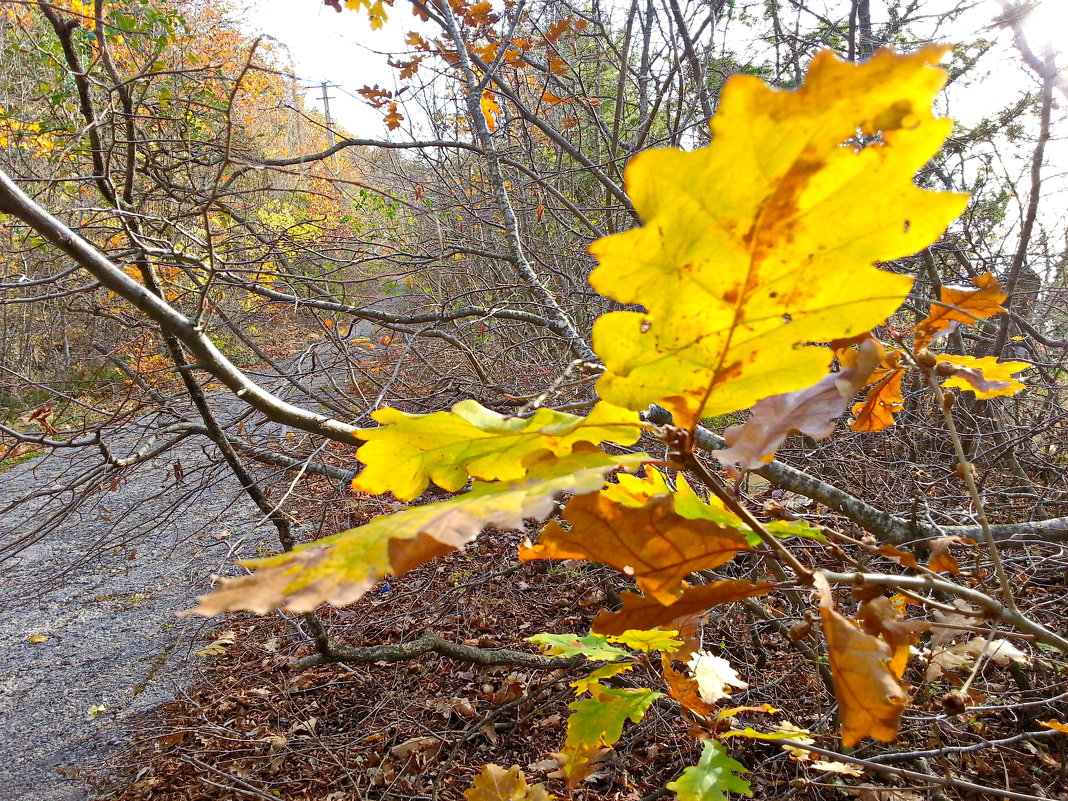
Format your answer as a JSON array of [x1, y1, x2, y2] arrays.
[[915, 349, 937, 369]]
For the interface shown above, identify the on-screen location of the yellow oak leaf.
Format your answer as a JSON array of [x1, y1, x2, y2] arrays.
[[588, 47, 967, 429], [936, 354, 1027, 399], [520, 492, 751, 605], [353, 400, 643, 501], [464, 764, 554, 801], [814, 573, 907, 747], [188, 451, 646, 615], [915, 272, 1006, 348]]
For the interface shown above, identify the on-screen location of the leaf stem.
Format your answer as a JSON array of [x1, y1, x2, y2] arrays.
[[681, 452, 813, 582], [919, 361, 1018, 612]]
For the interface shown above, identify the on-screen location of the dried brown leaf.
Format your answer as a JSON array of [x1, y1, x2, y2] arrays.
[[520, 494, 750, 604], [815, 574, 908, 747], [592, 580, 774, 635]]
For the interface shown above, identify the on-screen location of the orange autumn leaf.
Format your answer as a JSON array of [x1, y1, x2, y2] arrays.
[[519, 494, 751, 605], [915, 272, 1007, 348], [480, 91, 501, 132], [926, 536, 976, 574], [384, 101, 404, 130], [857, 596, 922, 679], [814, 573, 908, 747], [875, 544, 920, 570], [851, 366, 904, 432], [661, 653, 717, 717], [1040, 720, 1068, 734], [547, 55, 568, 75], [592, 580, 774, 635], [545, 18, 572, 42], [464, 0, 494, 25]]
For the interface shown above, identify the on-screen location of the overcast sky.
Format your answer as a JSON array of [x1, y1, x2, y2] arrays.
[[238, 0, 1067, 171]]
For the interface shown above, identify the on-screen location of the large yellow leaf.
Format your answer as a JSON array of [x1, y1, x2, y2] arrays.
[[588, 47, 967, 428], [814, 573, 907, 747], [353, 400, 643, 501], [520, 490, 750, 604], [188, 450, 646, 615], [937, 354, 1027, 399]]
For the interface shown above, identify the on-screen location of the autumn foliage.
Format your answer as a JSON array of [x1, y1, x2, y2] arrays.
[[175, 44, 1058, 798]]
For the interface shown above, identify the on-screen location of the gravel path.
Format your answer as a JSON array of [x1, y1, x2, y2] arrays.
[[0, 425, 270, 799], [0, 338, 364, 799]]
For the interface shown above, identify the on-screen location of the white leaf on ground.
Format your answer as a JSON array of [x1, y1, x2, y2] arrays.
[[687, 651, 748, 704]]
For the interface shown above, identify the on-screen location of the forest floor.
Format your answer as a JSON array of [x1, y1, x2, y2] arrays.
[[3, 328, 1067, 801], [0, 317, 358, 800], [86, 476, 1068, 801]]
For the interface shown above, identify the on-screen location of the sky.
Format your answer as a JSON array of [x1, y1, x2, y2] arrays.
[[240, 0, 417, 136], [237, 0, 1068, 166]]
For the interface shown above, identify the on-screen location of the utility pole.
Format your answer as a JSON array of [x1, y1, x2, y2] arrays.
[[319, 82, 336, 152]]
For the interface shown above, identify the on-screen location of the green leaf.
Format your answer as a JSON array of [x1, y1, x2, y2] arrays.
[[526, 633, 630, 661], [564, 686, 661, 751], [667, 741, 753, 801], [187, 451, 646, 616], [764, 519, 826, 543], [353, 400, 644, 501], [607, 629, 683, 653]]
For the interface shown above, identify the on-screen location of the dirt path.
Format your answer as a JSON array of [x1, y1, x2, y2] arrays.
[[0, 415, 272, 799]]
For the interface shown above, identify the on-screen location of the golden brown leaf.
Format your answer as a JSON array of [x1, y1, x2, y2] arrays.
[[480, 91, 501, 132], [857, 596, 922, 679], [814, 573, 908, 747], [926, 536, 976, 574], [875, 544, 920, 569], [592, 580, 774, 635], [520, 494, 751, 604], [851, 366, 904, 432], [915, 272, 1007, 348], [464, 764, 554, 801]]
